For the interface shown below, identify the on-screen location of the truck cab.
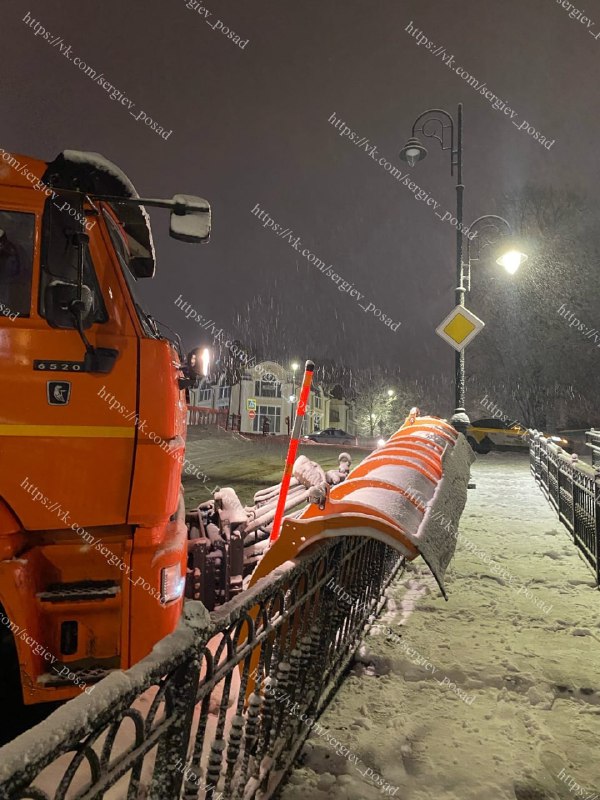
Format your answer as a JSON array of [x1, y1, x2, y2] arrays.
[[0, 150, 209, 704]]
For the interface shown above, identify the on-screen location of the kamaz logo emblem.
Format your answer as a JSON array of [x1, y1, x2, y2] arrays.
[[47, 381, 71, 406]]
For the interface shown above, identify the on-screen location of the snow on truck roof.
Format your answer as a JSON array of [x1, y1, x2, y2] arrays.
[[60, 150, 139, 197], [43, 151, 156, 275], [0, 149, 156, 276]]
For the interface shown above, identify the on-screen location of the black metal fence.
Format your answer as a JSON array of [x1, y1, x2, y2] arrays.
[[0, 537, 403, 800], [585, 428, 600, 468], [530, 430, 600, 585]]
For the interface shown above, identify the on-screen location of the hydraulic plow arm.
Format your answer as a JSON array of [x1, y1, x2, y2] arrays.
[[185, 454, 353, 609]]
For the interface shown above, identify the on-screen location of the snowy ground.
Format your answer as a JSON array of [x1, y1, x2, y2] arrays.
[[182, 426, 371, 506], [280, 452, 600, 800]]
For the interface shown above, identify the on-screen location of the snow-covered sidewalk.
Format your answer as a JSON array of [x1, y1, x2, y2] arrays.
[[281, 452, 600, 800]]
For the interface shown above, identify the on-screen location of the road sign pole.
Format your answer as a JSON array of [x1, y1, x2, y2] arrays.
[[454, 102, 466, 428], [269, 360, 315, 544]]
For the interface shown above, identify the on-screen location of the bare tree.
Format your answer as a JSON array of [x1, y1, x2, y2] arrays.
[[350, 367, 412, 436], [467, 183, 600, 428]]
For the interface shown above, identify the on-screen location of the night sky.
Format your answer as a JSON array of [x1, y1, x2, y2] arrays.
[[2, 0, 598, 374]]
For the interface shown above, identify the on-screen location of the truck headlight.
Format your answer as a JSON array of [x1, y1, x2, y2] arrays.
[[161, 564, 185, 604]]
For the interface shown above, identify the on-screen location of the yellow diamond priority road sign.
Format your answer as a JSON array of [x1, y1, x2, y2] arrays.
[[436, 305, 485, 351]]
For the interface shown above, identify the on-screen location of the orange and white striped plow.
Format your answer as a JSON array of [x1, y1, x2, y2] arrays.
[[249, 411, 474, 598]]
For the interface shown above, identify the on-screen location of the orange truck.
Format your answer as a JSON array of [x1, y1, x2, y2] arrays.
[[0, 149, 210, 704]]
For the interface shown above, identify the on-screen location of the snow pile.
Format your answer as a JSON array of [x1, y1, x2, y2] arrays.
[[293, 455, 327, 488], [214, 487, 248, 526]]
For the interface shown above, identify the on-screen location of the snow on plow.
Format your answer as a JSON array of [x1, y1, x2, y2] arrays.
[[249, 411, 475, 598], [186, 410, 474, 607]]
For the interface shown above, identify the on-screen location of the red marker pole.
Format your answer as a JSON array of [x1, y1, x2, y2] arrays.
[[269, 360, 315, 543]]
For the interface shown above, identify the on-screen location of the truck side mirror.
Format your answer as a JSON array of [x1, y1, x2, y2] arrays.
[[169, 195, 211, 243], [44, 280, 96, 330]]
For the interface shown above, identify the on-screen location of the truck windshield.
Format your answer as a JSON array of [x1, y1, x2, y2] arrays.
[[0, 210, 35, 318], [102, 209, 158, 338]]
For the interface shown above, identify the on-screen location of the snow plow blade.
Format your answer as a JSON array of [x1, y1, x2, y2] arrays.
[[249, 413, 475, 598]]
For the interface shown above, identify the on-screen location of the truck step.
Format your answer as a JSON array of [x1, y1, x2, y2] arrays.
[[38, 663, 117, 688], [37, 580, 120, 603]]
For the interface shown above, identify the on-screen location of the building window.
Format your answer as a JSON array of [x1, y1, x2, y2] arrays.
[[330, 409, 340, 423], [313, 414, 321, 431], [314, 394, 322, 409], [255, 377, 281, 398], [253, 405, 281, 433], [218, 386, 231, 400]]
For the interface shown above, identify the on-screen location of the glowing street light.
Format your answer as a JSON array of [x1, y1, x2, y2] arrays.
[[496, 248, 528, 275], [201, 347, 211, 376], [465, 218, 528, 285], [290, 362, 300, 423]]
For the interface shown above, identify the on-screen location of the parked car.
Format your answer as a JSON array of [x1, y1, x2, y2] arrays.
[[466, 418, 573, 454], [303, 428, 358, 446]]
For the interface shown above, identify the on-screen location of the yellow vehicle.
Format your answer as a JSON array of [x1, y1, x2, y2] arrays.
[[467, 418, 572, 454]]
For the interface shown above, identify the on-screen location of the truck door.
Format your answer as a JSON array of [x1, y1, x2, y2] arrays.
[[0, 189, 139, 532]]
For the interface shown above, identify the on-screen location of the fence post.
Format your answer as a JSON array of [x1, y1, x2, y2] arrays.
[[595, 473, 600, 586], [149, 657, 200, 800], [568, 455, 577, 539]]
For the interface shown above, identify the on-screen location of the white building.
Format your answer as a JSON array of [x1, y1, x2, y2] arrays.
[[189, 361, 356, 437]]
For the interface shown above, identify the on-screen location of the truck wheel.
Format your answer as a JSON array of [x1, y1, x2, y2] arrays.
[[467, 436, 491, 455], [467, 437, 480, 453], [478, 437, 492, 454]]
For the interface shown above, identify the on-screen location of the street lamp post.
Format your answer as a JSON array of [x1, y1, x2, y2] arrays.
[[400, 105, 466, 428], [399, 105, 526, 432]]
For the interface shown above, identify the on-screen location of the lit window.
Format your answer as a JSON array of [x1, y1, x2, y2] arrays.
[[253, 405, 281, 433], [255, 377, 281, 398]]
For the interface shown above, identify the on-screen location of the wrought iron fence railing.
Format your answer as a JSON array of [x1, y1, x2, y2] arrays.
[[0, 536, 403, 800], [585, 428, 600, 468], [530, 430, 600, 585]]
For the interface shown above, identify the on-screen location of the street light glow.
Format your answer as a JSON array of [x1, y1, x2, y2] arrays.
[[291, 362, 299, 371], [387, 389, 395, 397], [496, 249, 528, 275], [201, 347, 210, 376]]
